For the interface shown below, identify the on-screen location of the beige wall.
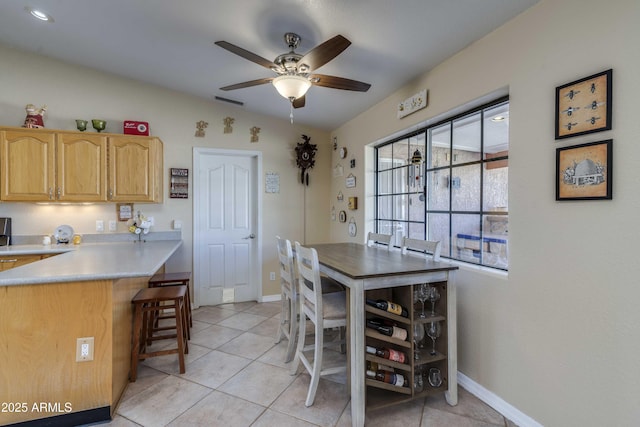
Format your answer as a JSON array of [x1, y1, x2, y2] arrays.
[[330, 0, 639, 425], [0, 44, 331, 299]]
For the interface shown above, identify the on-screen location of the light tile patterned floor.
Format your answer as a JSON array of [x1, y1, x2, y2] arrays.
[[95, 301, 516, 427]]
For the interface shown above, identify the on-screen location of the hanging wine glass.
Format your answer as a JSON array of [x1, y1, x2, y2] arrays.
[[428, 367, 443, 388], [413, 322, 425, 360], [417, 284, 429, 318], [428, 285, 440, 317], [426, 321, 441, 356], [413, 365, 424, 393]]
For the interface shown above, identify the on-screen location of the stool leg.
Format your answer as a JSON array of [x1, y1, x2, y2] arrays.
[[130, 303, 143, 382], [174, 297, 186, 374]]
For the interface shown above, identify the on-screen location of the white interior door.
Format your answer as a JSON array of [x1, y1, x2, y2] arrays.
[[194, 148, 261, 306]]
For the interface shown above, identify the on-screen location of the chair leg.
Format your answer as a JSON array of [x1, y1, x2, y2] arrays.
[[305, 317, 324, 407], [275, 291, 288, 344], [289, 303, 305, 376], [284, 295, 298, 363]]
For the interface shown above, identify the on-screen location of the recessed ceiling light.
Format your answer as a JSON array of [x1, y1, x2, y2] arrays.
[[26, 7, 54, 22]]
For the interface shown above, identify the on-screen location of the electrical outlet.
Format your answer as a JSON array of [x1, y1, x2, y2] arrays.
[[96, 220, 104, 232], [173, 220, 182, 230], [76, 337, 94, 362], [269, 272, 276, 281], [108, 220, 117, 232]]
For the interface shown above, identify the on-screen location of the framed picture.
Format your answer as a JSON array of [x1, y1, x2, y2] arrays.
[[556, 139, 612, 200], [555, 69, 612, 139], [116, 203, 133, 221], [170, 168, 189, 199]]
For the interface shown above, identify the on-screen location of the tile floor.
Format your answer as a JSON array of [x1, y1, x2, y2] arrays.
[[95, 301, 517, 427]]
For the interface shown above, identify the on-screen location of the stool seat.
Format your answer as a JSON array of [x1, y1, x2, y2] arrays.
[[133, 285, 186, 303], [149, 272, 191, 285], [148, 272, 193, 331], [130, 285, 189, 381]]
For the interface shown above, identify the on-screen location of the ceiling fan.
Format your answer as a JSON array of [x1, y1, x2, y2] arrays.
[[215, 33, 371, 112]]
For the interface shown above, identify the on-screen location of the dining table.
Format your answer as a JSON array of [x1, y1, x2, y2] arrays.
[[310, 242, 459, 427]]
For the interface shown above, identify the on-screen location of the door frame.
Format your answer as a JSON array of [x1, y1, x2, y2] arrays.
[[192, 147, 263, 307]]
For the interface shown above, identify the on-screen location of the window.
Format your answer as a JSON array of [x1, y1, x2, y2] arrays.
[[374, 98, 509, 270]]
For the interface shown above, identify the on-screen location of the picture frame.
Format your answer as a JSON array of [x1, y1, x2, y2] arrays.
[[556, 139, 612, 200], [116, 203, 133, 221], [555, 69, 612, 139]]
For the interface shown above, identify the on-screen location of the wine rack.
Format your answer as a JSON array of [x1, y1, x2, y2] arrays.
[[364, 281, 450, 410]]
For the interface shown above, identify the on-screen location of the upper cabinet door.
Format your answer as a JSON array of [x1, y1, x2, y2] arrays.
[[108, 137, 163, 202], [0, 129, 56, 201], [57, 133, 108, 202]]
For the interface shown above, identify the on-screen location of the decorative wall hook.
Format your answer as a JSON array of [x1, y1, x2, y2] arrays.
[[223, 117, 235, 134], [195, 120, 208, 137], [250, 126, 261, 143]]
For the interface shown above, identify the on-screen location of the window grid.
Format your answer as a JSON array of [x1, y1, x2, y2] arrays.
[[374, 97, 509, 270]]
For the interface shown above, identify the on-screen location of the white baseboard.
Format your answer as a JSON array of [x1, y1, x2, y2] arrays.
[[457, 372, 543, 427], [260, 294, 281, 303]]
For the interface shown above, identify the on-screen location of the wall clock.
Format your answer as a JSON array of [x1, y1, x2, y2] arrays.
[[348, 218, 357, 237], [295, 134, 317, 185], [339, 147, 348, 159]]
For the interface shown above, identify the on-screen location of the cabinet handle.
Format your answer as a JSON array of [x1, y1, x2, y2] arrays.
[[108, 189, 113, 200], [56, 187, 61, 199], [48, 187, 53, 200], [0, 259, 18, 263]]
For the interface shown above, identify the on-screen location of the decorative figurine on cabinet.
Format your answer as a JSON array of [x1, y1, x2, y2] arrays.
[[22, 104, 47, 128]]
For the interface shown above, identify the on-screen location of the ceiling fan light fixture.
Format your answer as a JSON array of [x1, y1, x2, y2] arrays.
[[272, 75, 311, 101], [25, 7, 54, 22]]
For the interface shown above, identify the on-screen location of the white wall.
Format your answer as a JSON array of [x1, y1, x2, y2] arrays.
[[0, 44, 332, 298], [330, 0, 640, 425]]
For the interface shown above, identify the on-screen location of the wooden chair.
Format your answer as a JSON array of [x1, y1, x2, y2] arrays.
[[275, 236, 344, 363], [367, 232, 393, 250], [401, 237, 442, 261], [290, 242, 347, 407], [274, 236, 299, 362], [130, 285, 189, 381]]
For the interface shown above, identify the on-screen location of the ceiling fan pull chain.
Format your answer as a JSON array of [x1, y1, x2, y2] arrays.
[[289, 98, 295, 124]]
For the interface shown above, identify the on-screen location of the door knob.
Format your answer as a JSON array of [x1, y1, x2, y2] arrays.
[[243, 233, 255, 239]]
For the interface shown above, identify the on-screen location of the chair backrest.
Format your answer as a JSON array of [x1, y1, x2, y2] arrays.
[[367, 232, 393, 250], [294, 241, 323, 321], [401, 237, 442, 261], [276, 236, 296, 296]]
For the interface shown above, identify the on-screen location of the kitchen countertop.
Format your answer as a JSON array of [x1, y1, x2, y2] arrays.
[[0, 240, 182, 286]]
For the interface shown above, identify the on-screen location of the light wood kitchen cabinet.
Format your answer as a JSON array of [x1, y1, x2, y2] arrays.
[[0, 254, 56, 271], [0, 127, 163, 203], [0, 128, 56, 201], [107, 136, 163, 202]]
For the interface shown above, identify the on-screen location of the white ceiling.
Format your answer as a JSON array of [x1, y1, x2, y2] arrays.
[[0, 0, 538, 131]]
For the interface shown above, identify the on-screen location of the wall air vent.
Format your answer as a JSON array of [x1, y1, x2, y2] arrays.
[[215, 96, 244, 106]]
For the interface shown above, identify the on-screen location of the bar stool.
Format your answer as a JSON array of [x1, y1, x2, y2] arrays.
[[148, 272, 193, 335], [130, 285, 189, 381]]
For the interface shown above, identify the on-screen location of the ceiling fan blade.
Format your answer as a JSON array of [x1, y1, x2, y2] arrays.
[[215, 41, 277, 70], [310, 74, 371, 92], [293, 95, 306, 109], [220, 77, 274, 91], [297, 35, 351, 72]]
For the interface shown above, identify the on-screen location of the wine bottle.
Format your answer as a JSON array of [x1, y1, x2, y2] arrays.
[[366, 369, 406, 387], [366, 298, 409, 317], [366, 318, 408, 341], [366, 344, 407, 363]]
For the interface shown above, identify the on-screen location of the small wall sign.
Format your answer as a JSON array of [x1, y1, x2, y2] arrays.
[[265, 172, 280, 193], [170, 168, 189, 198], [345, 173, 356, 188]]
